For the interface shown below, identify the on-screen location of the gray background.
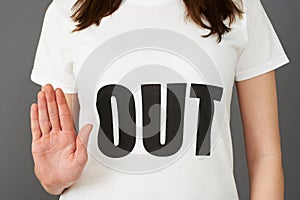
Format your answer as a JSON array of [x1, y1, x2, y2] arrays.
[[0, 0, 298, 199]]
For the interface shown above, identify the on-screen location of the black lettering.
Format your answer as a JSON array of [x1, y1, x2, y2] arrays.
[[190, 84, 223, 156], [96, 84, 136, 158], [141, 83, 186, 156]]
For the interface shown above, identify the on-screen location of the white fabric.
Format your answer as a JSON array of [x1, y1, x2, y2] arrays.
[[30, 0, 289, 199]]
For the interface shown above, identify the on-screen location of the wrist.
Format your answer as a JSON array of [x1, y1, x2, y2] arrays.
[[41, 182, 66, 195], [34, 167, 74, 195]]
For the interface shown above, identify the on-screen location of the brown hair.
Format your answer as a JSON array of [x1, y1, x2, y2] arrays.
[[71, 0, 243, 43]]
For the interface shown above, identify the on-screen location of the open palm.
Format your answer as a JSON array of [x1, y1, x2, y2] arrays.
[[30, 84, 93, 194]]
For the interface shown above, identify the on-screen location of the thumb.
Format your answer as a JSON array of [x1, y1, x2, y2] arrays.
[[77, 123, 93, 148]]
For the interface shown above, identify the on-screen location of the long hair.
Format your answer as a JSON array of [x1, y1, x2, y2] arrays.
[[71, 0, 243, 43]]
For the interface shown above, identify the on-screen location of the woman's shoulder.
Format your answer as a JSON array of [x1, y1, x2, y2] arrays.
[[41, 0, 79, 30], [241, 0, 262, 12], [46, 0, 77, 19]]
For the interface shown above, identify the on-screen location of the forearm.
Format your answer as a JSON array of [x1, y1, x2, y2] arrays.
[[248, 155, 284, 200]]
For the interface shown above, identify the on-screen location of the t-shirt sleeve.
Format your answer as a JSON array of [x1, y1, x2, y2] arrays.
[[234, 0, 290, 82], [30, 1, 78, 94]]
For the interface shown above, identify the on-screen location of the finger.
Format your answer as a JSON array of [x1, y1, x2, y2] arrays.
[[44, 84, 60, 131], [37, 91, 51, 136], [75, 124, 93, 166], [55, 88, 75, 132], [77, 124, 93, 148], [30, 103, 42, 141]]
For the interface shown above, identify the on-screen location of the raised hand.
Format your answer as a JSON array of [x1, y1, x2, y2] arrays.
[[30, 84, 93, 195]]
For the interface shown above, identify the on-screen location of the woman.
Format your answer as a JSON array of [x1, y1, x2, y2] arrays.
[[29, 0, 289, 199]]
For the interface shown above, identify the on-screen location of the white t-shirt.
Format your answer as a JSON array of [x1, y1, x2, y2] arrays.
[[30, 0, 290, 199]]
